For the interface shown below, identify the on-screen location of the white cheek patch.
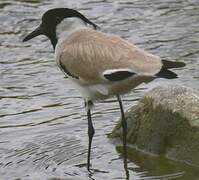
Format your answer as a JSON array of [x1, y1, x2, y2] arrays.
[[56, 19, 71, 40], [103, 68, 136, 81], [56, 18, 86, 41]]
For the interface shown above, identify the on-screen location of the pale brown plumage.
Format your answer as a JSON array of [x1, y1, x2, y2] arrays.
[[23, 8, 185, 172], [56, 28, 162, 84]]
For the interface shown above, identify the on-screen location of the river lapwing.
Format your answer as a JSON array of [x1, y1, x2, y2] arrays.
[[23, 8, 185, 171]]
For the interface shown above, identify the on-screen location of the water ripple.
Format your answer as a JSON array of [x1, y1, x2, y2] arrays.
[[0, 0, 199, 179]]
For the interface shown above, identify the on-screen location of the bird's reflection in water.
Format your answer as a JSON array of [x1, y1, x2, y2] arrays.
[[115, 146, 199, 180]]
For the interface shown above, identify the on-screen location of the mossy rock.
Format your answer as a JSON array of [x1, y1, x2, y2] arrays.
[[109, 85, 199, 166]]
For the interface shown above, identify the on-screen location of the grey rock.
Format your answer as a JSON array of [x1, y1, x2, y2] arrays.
[[109, 84, 199, 166]]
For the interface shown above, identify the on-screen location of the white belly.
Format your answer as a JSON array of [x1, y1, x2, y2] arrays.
[[71, 81, 110, 101], [70, 75, 155, 101]]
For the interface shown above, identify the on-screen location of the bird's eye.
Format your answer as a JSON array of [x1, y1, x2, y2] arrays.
[[55, 16, 61, 22]]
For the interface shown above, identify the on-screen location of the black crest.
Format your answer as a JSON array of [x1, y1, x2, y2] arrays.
[[23, 8, 98, 49], [42, 8, 98, 29]]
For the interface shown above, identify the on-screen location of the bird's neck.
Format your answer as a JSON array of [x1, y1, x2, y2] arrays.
[[56, 17, 87, 46]]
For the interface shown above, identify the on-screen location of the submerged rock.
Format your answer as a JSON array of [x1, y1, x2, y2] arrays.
[[109, 85, 199, 166]]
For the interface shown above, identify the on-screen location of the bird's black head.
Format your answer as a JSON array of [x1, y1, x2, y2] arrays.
[[23, 8, 98, 49]]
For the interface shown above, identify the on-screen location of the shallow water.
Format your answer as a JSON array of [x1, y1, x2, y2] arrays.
[[0, 0, 199, 179]]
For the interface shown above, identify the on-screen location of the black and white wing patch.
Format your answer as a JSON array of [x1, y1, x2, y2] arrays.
[[103, 69, 136, 81]]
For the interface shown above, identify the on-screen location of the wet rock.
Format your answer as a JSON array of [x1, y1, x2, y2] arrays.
[[109, 84, 199, 166]]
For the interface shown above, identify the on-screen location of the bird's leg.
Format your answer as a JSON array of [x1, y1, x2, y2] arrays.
[[116, 95, 129, 179], [85, 100, 95, 171]]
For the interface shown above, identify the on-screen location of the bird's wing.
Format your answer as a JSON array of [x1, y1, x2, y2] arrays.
[[57, 29, 162, 84]]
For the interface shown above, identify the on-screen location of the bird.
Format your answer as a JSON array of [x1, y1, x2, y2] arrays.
[[23, 8, 185, 171]]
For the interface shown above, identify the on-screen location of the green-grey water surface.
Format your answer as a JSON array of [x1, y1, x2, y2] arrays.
[[0, 0, 199, 179]]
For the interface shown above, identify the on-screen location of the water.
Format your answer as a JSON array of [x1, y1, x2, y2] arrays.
[[0, 0, 199, 179]]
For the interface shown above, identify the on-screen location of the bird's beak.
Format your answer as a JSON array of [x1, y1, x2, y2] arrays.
[[23, 25, 43, 42]]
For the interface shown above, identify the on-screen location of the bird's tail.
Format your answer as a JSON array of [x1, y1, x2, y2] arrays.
[[156, 60, 185, 79], [162, 59, 186, 69]]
